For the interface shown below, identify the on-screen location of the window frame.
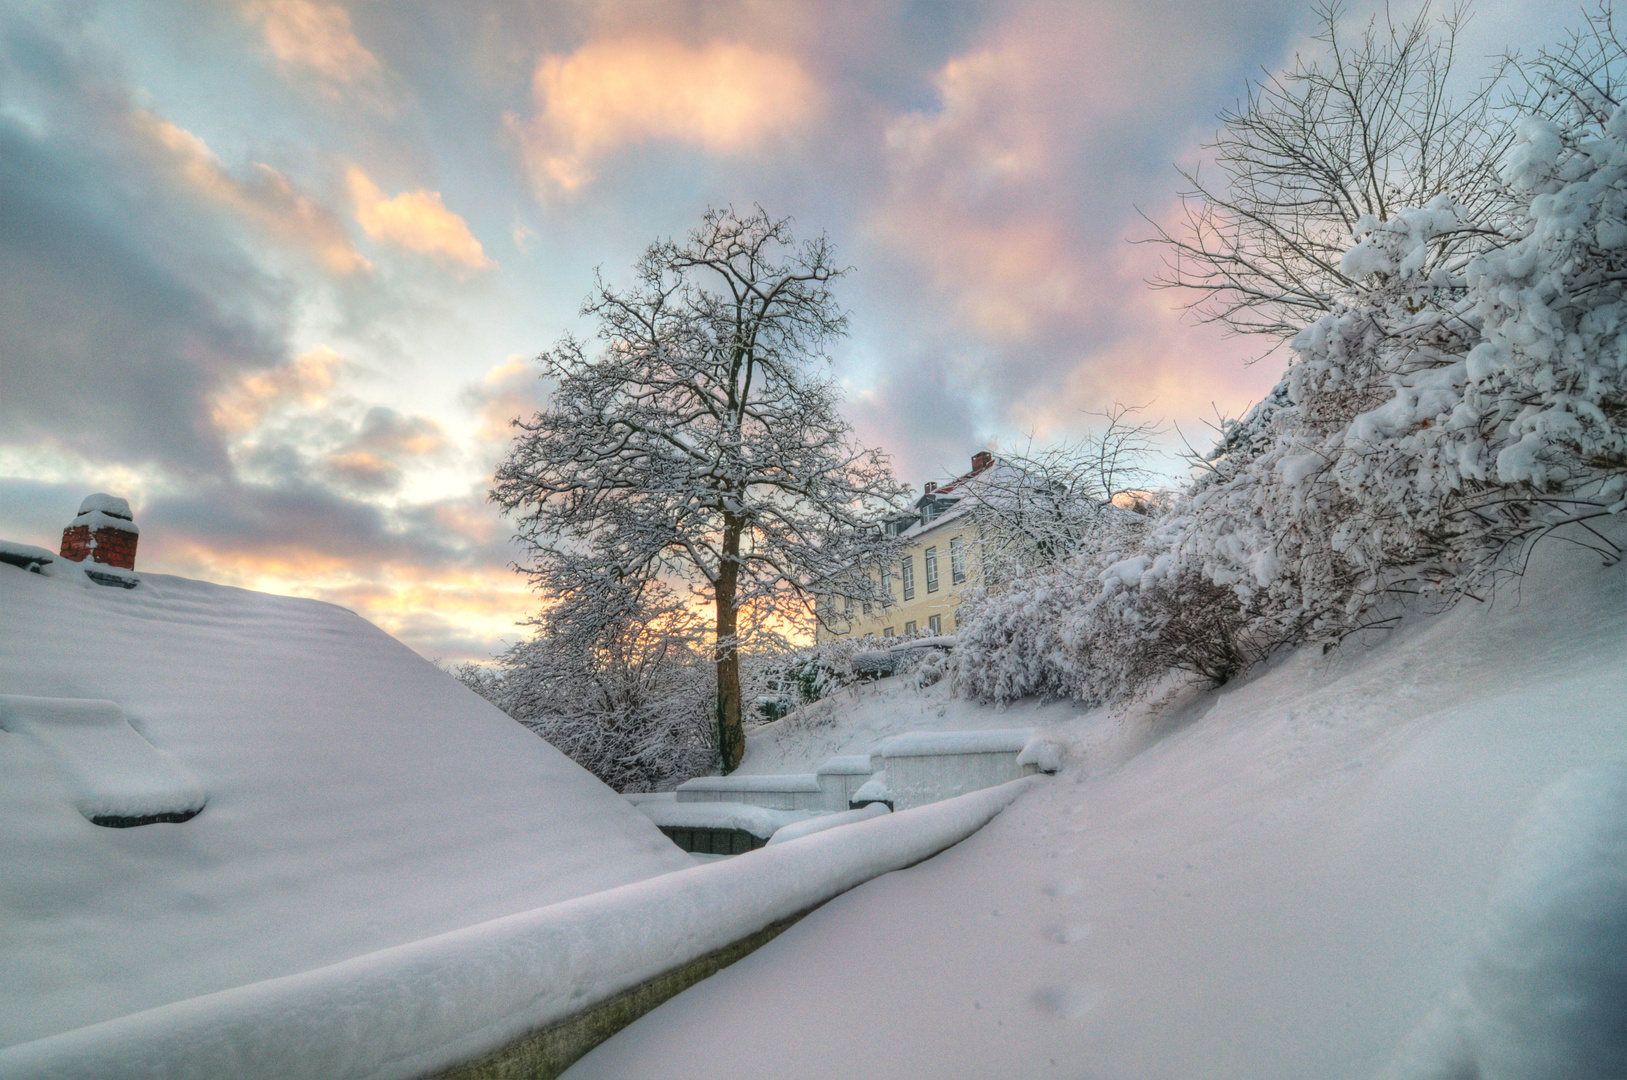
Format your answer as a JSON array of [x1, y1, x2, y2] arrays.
[[950, 535, 966, 585], [924, 545, 939, 593], [901, 555, 915, 601]]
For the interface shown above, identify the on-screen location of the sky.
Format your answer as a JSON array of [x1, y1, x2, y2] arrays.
[[0, 0, 1585, 663]]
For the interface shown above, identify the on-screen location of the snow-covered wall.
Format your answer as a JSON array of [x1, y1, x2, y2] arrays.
[[0, 778, 1040, 1080], [880, 729, 1038, 811], [675, 773, 826, 810]]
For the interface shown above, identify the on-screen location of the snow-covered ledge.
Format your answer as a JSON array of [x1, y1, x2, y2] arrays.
[[0, 777, 1042, 1080]]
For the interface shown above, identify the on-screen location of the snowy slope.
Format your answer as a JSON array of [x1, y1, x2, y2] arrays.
[[0, 560, 691, 1047], [567, 536, 1626, 1079]]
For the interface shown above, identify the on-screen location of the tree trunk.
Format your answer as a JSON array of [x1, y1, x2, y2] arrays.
[[714, 512, 745, 773]]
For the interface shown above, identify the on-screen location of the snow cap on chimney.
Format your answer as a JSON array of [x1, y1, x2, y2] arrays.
[[61, 493, 140, 570]]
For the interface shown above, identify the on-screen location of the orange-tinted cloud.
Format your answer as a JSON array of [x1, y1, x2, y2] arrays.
[[463, 355, 548, 443], [129, 110, 369, 274], [211, 346, 346, 434], [247, 1, 381, 87], [515, 37, 819, 192], [348, 167, 493, 269]]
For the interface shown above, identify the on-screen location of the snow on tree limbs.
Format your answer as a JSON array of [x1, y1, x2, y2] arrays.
[[492, 207, 908, 773]]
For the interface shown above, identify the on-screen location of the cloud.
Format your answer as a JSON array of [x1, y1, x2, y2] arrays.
[[515, 36, 819, 191], [246, 1, 383, 91], [129, 111, 369, 274], [348, 167, 493, 269], [0, 117, 289, 477], [211, 346, 346, 435], [321, 407, 453, 493], [461, 355, 559, 447], [847, 1, 1298, 470]]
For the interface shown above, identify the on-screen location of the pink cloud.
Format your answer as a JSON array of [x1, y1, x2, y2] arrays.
[[513, 36, 820, 192]]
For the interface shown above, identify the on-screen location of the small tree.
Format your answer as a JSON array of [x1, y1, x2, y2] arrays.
[[493, 208, 907, 773]]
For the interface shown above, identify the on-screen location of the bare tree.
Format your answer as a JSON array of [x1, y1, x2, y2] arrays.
[[492, 208, 907, 773], [1142, 1, 1517, 344], [957, 404, 1164, 584]]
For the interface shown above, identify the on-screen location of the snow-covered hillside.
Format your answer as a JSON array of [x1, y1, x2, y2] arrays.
[[0, 559, 691, 1047], [567, 533, 1626, 1079]]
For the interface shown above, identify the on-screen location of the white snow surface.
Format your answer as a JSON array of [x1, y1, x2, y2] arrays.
[[882, 728, 1035, 757], [766, 803, 891, 846], [76, 492, 133, 519], [0, 779, 1036, 1080], [677, 773, 821, 794], [0, 559, 691, 1047], [636, 801, 821, 838], [567, 535, 1626, 1080], [69, 509, 140, 535]]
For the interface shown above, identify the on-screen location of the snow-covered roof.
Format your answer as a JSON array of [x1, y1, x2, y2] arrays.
[[0, 555, 691, 1048]]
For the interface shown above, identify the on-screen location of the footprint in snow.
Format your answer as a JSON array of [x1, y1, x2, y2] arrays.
[[1044, 876, 1083, 897], [1046, 922, 1094, 944], [1033, 982, 1107, 1020]]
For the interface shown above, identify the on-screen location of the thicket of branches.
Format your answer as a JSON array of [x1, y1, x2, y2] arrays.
[[454, 585, 717, 792], [956, 2, 1627, 706], [957, 405, 1164, 586]]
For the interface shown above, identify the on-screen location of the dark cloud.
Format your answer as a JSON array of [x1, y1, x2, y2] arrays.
[[140, 480, 507, 572], [0, 10, 293, 477]]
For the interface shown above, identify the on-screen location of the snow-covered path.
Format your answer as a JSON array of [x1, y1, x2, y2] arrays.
[[567, 539, 1626, 1079]]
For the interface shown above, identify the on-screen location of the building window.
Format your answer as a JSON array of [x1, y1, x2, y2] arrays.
[[881, 565, 892, 595], [901, 556, 915, 600], [950, 535, 966, 585], [843, 595, 854, 620], [924, 546, 939, 593], [928, 614, 941, 634], [904, 620, 917, 635], [883, 626, 895, 638]]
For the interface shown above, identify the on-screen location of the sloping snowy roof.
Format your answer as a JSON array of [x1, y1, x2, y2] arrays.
[[0, 557, 691, 1048]]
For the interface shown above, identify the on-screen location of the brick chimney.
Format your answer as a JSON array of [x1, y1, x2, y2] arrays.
[[923, 481, 938, 494], [61, 493, 139, 570], [971, 450, 994, 472]]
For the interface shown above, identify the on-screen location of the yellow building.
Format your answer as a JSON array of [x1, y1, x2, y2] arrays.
[[817, 452, 994, 642]]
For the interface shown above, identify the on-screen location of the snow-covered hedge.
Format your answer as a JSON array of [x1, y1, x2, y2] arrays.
[[956, 93, 1627, 706]]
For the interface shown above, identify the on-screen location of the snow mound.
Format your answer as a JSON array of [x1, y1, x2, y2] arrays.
[[76, 493, 132, 519], [767, 803, 891, 846], [0, 695, 207, 825], [1379, 762, 1627, 1080], [0, 560, 691, 1047]]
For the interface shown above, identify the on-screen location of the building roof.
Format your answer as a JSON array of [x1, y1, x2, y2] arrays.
[[0, 555, 690, 1047]]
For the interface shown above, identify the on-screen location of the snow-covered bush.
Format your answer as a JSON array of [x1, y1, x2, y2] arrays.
[[747, 638, 862, 710], [956, 26, 1626, 707]]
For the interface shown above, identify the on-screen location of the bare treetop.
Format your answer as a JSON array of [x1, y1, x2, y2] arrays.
[[1142, 2, 1518, 344]]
